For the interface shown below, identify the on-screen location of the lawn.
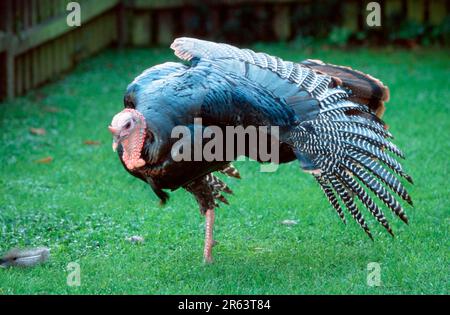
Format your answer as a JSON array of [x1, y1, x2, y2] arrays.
[[0, 43, 448, 294]]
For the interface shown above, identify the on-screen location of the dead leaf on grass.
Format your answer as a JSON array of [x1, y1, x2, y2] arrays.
[[83, 140, 101, 146], [29, 127, 46, 136], [35, 156, 53, 164], [42, 106, 61, 113]]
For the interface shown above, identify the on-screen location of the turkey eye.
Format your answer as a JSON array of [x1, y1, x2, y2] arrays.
[[124, 122, 131, 129], [147, 130, 155, 143]]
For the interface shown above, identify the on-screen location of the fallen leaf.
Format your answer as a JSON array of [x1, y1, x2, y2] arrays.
[[42, 106, 60, 113], [35, 156, 53, 164], [281, 219, 298, 226], [125, 235, 144, 244], [84, 140, 101, 146], [29, 127, 46, 136]]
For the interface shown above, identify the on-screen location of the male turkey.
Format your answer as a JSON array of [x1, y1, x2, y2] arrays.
[[109, 38, 413, 263]]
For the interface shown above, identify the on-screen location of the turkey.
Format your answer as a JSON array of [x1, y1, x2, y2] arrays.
[[108, 38, 413, 263]]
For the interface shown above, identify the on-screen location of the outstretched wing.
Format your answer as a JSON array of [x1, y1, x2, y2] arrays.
[[124, 62, 189, 109], [171, 37, 413, 238], [290, 102, 412, 239], [171, 37, 327, 106], [171, 37, 389, 120]]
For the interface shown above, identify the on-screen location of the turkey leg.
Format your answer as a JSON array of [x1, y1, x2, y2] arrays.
[[203, 209, 215, 263]]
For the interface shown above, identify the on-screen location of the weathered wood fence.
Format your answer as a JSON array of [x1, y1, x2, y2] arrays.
[[0, 0, 119, 101], [0, 0, 448, 101], [126, 0, 449, 45]]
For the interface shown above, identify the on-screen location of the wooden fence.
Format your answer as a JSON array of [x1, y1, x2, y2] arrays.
[[0, 0, 448, 101], [125, 0, 449, 45], [0, 0, 120, 100]]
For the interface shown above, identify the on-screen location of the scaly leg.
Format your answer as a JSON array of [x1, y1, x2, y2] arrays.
[[203, 209, 215, 263]]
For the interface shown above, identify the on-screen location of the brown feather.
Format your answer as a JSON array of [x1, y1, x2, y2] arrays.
[[302, 59, 389, 118]]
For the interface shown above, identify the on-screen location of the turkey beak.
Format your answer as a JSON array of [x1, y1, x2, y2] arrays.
[[112, 140, 119, 152], [108, 126, 119, 152]]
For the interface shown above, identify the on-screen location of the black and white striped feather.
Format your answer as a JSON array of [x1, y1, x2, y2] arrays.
[[290, 98, 412, 236]]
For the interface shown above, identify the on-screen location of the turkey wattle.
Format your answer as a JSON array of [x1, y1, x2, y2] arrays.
[[108, 37, 413, 263]]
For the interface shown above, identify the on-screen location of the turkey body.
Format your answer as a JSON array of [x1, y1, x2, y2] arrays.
[[110, 38, 413, 262]]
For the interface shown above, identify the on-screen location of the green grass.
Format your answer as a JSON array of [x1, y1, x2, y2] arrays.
[[0, 44, 449, 294]]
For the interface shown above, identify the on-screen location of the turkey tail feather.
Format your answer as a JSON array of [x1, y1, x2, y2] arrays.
[[328, 173, 373, 240], [290, 97, 412, 237], [314, 175, 346, 224]]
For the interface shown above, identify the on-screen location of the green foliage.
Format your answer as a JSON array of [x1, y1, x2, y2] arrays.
[[327, 26, 353, 47], [319, 18, 450, 47], [0, 46, 448, 294], [386, 15, 450, 46], [427, 16, 450, 45], [390, 20, 426, 41]]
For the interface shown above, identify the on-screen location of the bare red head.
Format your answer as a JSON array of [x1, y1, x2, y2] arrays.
[[109, 108, 147, 170]]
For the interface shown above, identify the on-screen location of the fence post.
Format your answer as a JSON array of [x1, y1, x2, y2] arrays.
[[343, 0, 359, 32], [429, 0, 447, 25], [118, 0, 129, 47], [273, 3, 291, 41], [5, 0, 15, 100], [407, 0, 426, 22], [157, 10, 175, 45]]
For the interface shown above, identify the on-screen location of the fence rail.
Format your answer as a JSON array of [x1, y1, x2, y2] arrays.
[[0, 0, 448, 101]]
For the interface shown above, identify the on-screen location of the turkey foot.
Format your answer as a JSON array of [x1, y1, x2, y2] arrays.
[[203, 209, 215, 264]]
